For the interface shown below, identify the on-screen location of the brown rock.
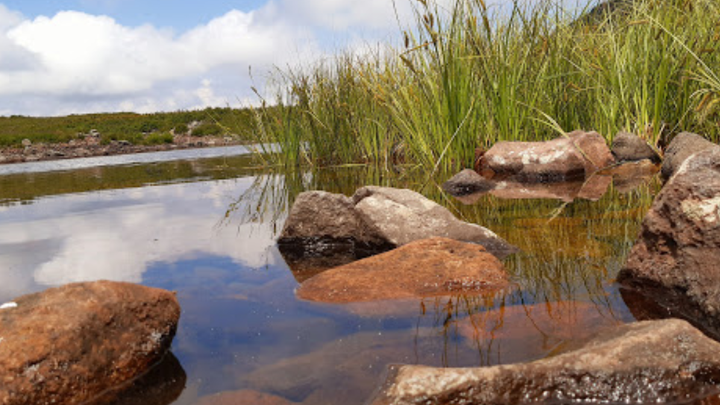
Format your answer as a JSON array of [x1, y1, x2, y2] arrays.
[[480, 131, 614, 182], [353, 186, 517, 259], [370, 319, 720, 405], [442, 169, 495, 196], [458, 301, 623, 363], [0, 281, 180, 405], [619, 148, 720, 339], [611, 131, 661, 163], [195, 389, 296, 405], [296, 237, 508, 303], [661, 132, 719, 180], [87, 352, 186, 405]]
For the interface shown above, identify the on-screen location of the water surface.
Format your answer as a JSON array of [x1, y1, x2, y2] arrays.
[[0, 151, 661, 404]]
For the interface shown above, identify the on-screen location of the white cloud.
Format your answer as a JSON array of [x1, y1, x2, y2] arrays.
[[0, 2, 327, 115], [0, 0, 529, 116]]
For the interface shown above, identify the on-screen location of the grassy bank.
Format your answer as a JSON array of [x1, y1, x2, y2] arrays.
[[248, 0, 720, 170], [0, 107, 255, 147]]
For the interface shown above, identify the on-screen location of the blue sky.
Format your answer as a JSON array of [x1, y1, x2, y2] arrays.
[[0, 0, 418, 116], [0, 0, 590, 116]]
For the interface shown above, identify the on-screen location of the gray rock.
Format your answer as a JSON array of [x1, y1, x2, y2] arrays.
[[279, 190, 384, 243], [661, 132, 719, 180], [370, 319, 720, 405], [442, 169, 495, 196], [479, 131, 615, 182], [611, 132, 661, 163], [619, 148, 720, 339], [278, 187, 517, 261], [353, 186, 517, 259]]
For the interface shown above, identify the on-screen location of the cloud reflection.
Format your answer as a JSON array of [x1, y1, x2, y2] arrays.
[[0, 176, 277, 302]]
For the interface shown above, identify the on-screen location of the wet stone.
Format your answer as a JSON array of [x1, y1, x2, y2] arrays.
[[296, 237, 508, 303], [661, 132, 719, 180], [194, 389, 297, 405], [479, 130, 615, 182], [442, 169, 495, 196], [611, 131, 661, 163], [619, 148, 720, 340], [370, 319, 720, 405], [0, 281, 180, 405]]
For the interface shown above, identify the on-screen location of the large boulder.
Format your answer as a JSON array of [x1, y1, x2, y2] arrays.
[[0, 281, 180, 405], [479, 130, 615, 182], [352, 186, 517, 259], [661, 132, 719, 180], [278, 190, 389, 252], [618, 148, 720, 339], [296, 237, 508, 303], [611, 132, 661, 163], [370, 319, 720, 404], [279, 187, 517, 260]]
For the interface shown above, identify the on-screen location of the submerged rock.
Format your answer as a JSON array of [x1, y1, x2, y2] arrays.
[[0, 281, 180, 405], [611, 132, 661, 163], [296, 237, 508, 303], [661, 132, 719, 180], [87, 352, 186, 405], [195, 389, 297, 405], [479, 131, 615, 182], [619, 148, 720, 339], [458, 301, 623, 363], [442, 169, 495, 196], [279, 186, 517, 261], [370, 319, 720, 405]]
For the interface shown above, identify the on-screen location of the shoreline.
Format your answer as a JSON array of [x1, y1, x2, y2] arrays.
[[0, 134, 247, 166]]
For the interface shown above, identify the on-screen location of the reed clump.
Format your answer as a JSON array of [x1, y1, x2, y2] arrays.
[[249, 0, 720, 170]]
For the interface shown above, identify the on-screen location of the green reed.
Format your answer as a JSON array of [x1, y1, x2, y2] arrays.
[[247, 0, 720, 170]]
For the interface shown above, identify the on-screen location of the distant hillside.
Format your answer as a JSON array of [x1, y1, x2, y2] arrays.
[[0, 107, 255, 147]]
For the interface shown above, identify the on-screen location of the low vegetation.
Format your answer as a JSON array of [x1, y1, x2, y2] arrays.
[[248, 0, 720, 170], [0, 107, 255, 147]]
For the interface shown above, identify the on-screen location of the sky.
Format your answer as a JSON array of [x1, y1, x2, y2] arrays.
[[0, 0, 590, 117], [0, 0, 425, 116]]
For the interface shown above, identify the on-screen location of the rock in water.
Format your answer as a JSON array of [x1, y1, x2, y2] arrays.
[[661, 132, 719, 180], [352, 186, 517, 259], [479, 130, 615, 182], [370, 319, 720, 404], [442, 169, 495, 196], [278, 187, 517, 260], [0, 281, 180, 405], [619, 148, 720, 339], [611, 132, 661, 163], [296, 237, 508, 303]]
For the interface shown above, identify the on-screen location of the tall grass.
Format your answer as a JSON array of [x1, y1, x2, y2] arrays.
[[248, 0, 720, 170]]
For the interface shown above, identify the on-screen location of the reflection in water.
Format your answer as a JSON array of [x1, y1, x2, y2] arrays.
[[89, 353, 187, 405], [0, 159, 668, 405]]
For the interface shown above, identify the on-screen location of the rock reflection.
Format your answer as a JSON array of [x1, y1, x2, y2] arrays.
[[87, 352, 186, 405], [457, 300, 624, 364]]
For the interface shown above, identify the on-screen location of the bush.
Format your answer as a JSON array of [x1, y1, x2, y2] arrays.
[[191, 122, 224, 137], [144, 132, 174, 145]]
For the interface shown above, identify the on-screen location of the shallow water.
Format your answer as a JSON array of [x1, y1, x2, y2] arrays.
[[0, 151, 668, 404]]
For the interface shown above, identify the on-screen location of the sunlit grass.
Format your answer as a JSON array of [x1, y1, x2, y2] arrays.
[[248, 0, 720, 171]]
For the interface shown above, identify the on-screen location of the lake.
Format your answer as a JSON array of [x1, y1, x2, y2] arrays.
[[0, 147, 661, 404]]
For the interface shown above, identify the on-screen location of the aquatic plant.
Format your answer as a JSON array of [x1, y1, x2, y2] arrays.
[[248, 0, 720, 170]]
